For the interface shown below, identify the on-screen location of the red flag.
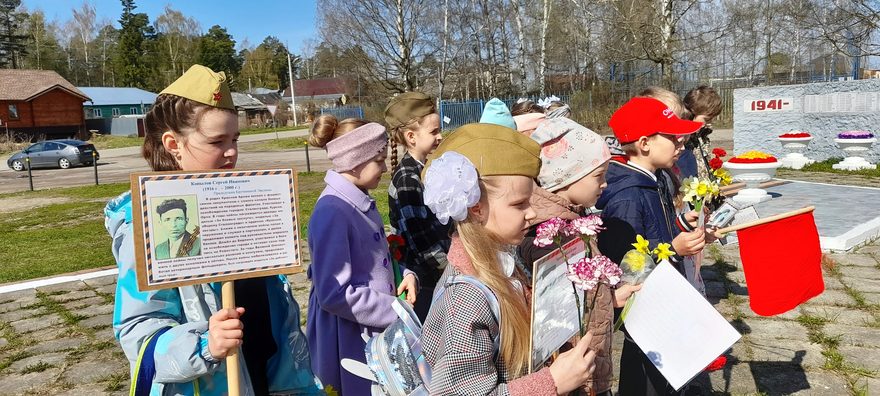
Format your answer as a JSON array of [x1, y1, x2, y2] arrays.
[[736, 211, 824, 316]]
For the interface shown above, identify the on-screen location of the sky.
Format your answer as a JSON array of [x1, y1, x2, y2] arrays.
[[22, 0, 319, 54]]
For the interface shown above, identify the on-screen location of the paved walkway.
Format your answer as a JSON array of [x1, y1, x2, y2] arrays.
[[0, 241, 876, 395]]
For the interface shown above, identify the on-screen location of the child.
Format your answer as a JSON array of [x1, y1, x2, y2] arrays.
[[681, 85, 723, 180], [306, 114, 419, 394], [107, 65, 322, 395], [511, 98, 546, 116], [421, 123, 597, 395], [596, 97, 706, 395], [518, 117, 641, 396], [480, 97, 518, 130], [385, 92, 451, 321]]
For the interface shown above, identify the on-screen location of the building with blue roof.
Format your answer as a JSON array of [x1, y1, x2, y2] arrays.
[[78, 87, 157, 120]]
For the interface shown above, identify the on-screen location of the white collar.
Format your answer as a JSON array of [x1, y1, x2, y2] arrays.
[[627, 161, 658, 181]]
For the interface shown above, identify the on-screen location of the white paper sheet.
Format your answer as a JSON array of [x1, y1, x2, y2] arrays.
[[623, 262, 741, 390]]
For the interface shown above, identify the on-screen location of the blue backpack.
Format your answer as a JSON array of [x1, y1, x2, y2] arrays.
[[342, 275, 501, 396]]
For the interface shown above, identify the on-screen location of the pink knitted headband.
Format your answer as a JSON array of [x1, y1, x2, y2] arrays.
[[325, 122, 388, 172]]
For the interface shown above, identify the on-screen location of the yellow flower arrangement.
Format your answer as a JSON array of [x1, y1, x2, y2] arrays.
[[735, 150, 774, 160], [713, 168, 733, 186]]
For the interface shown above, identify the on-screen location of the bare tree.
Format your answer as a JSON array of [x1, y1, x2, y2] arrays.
[[155, 4, 200, 78], [71, 1, 96, 84]]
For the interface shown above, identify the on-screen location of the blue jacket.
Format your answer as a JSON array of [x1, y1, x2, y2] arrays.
[[105, 191, 324, 396], [595, 161, 681, 268]]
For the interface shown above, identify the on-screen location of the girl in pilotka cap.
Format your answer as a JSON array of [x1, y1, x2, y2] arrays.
[[306, 114, 419, 394], [107, 64, 322, 396], [385, 92, 451, 322], [420, 123, 597, 395]]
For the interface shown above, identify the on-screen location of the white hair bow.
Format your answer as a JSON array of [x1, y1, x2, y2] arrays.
[[423, 152, 481, 225], [537, 95, 560, 108]]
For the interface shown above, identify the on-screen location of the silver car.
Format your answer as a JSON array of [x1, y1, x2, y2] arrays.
[[6, 139, 100, 171]]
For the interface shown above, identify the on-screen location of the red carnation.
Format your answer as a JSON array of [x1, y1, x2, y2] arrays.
[[387, 234, 405, 247], [705, 355, 727, 372], [709, 157, 724, 170], [213, 92, 222, 102], [712, 148, 727, 158]]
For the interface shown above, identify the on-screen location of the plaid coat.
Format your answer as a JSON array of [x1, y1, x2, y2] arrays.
[[422, 236, 557, 395], [388, 152, 452, 288]]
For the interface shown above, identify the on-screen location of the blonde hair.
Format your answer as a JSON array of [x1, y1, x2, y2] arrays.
[[308, 114, 369, 148], [455, 176, 532, 377], [637, 86, 689, 119]]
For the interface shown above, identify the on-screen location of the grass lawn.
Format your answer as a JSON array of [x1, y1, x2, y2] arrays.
[[77, 125, 311, 152], [796, 158, 880, 177], [0, 172, 389, 284], [243, 136, 309, 151]]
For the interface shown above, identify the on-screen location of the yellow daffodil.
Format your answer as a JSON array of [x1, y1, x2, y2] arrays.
[[325, 385, 339, 396], [696, 181, 709, 196], [713, 168, 733, 186], [632, 234, 650, 255], [622, 249, 647, 272], [652, 243, 674, 261]]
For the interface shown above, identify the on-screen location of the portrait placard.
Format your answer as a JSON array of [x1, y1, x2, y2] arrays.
[[529, 238, 585, 373], [130, 168, 304, 291]]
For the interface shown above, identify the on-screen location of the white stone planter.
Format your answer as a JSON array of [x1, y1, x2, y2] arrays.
[[723, 160, 782, 206], [778, 136, 814, 170], [832, 138, 876, 171]]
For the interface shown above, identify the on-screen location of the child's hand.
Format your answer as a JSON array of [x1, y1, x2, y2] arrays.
[[613, 283, 642, 308], [549, 332, 597, 394], [705, 226, 721, 243], [683, 210, 700, 228], [672, 228, 706, 256], [207, 307, 245, 360], [397, 274, 417, 305]]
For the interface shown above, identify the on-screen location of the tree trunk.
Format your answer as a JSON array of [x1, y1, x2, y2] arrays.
[[539, 0, 552, 96], [514, 0, 527, 94]]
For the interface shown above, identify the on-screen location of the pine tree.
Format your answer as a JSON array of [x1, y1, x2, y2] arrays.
[[197, 25, 241, 83], [113, 0, 154, 87], [0, 0, 28, 68]]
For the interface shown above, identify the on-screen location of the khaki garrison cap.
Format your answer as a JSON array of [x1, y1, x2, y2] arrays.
[[384, 92, 436, 130], [424, 123, 541, 179], [160, 64, 234, 110]]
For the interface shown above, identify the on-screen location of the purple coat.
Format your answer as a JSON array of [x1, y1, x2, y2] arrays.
[[307, 170, 414, 394]]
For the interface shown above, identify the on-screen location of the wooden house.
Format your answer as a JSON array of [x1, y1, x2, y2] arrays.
[[0, 70, 91, 140]]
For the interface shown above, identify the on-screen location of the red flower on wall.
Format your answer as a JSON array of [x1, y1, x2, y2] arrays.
[[709, 157, 724, 170], [712, 148, 727, 158]]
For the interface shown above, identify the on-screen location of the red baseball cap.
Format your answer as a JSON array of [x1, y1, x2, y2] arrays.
[[609, 97, 704, 144]]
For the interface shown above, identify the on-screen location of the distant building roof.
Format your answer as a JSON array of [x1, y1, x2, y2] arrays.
[[232, 92, 268, 110], [250, 92, 284, 106], [282, 78, 348, 98], [246, 88, 278, 95], [78, 87, 157, 106], [0, 69, 90, 101]]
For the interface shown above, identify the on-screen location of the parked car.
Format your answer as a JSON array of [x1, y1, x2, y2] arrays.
[[6, 139, 100, 171]]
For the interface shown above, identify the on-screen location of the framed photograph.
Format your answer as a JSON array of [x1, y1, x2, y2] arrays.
[[529, 238, 585, 373], [130, 168, 304, 291]]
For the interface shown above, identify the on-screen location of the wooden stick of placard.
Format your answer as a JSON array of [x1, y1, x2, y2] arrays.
[[222, 281, 240, 396], [716, 206, 814, 236]]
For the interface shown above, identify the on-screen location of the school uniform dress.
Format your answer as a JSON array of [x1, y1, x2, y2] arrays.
[[388, 152, 452, 320], [595, 160, 689, 396], [106, 192, 322, 396], [307, 170, 416, 395]]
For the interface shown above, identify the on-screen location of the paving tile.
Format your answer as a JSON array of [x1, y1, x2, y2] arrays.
[[10, 314, 63, 334], [823, 323, 880, 348], [8, 351, 67, 373], [837, 266, 880, 281], [799, 305, 876, 327], [61, 358, 127, 384], [0, 367, 62, 395], [52, 290, 96, 303], [827, 252, 879, 267], [35, 281, 89, 293], [82, 276, 117, 288], [26, 337, 86, 355]]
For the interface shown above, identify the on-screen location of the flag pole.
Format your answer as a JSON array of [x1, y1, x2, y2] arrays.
[[717, 206, 815, 236]]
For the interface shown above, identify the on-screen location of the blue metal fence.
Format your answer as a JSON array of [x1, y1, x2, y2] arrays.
[[319, 105, 364, 120], [438, 94, 571, 131]]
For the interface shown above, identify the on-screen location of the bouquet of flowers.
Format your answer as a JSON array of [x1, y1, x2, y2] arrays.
[[838, 131, 874, 139], [614, 235, 674, 330], [681, 176, 723, 226], [728, 150, 778, 164], [387, 235, 407, 301], [779, 132, 811, 138], [534, 215, 621, 335]]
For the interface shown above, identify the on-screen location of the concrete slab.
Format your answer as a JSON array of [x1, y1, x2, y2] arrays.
[[753, 180, 880, 251]]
